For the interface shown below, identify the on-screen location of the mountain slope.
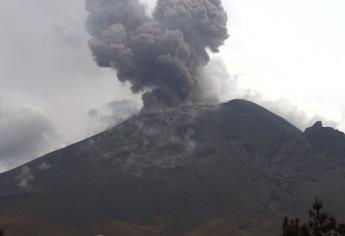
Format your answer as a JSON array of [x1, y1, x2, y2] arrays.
[[0, 99, 345, 236]]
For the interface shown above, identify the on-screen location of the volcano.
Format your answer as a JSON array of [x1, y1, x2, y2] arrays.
[[0, 99, 345, 236]]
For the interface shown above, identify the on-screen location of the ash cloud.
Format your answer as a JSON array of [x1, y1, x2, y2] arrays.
[[86, 0, 228, 109], [0, 98, 58, 172], [197, 56, 342, 131], [243, 92, 341, 131], [88, 100, 140, 133], [17, 166, 34, 190]]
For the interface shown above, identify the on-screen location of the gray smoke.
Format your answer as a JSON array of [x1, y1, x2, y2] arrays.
[[85, 0, 228, 109], [0, 98, 58, 171], [88, 99, 140, 133]]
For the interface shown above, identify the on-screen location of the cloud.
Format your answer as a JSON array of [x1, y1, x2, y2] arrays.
[[199, 56, 241, 104], [0, 98, 58, 172], [17, 166, 34, 190], [86, 0, 229, 108], [0, 0, 141, 147], [38, 162, 52, 170], [241, 92, 330, 130], [88, 100, 140, 133], [203, 56, 344, 131]]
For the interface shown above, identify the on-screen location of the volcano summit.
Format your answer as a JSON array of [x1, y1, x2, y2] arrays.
[[0, 100, 345, 235]]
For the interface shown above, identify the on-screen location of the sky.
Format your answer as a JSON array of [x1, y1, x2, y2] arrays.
[[0, 0, 344, 171]]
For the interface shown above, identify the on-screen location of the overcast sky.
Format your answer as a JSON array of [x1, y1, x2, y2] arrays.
[[0, 0, 344, 171]]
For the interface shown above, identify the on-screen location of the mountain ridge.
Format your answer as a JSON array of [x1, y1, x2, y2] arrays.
[[0, 99, 344, 236]]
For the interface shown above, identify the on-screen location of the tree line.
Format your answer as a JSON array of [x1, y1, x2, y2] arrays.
[[282, 199, 345, 236]]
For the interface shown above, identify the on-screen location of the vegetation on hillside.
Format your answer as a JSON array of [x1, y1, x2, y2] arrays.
[[282, 199, 345, 236]]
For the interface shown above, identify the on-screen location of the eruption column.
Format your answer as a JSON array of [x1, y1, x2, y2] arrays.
[[86, 0, 228, 109]]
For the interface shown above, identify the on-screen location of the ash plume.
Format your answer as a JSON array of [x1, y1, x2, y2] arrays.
[[85, 0, 228, 109]]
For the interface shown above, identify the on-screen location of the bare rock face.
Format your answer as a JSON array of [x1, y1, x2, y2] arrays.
[[0, 99, 344, 236], [304, 121, 345, 158]]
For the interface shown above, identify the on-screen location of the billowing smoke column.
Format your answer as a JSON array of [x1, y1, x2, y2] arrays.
[[86, 0, 228, 109]]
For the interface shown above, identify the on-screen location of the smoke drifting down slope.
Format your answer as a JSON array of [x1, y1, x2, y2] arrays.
[[86, 0, 228, 109]]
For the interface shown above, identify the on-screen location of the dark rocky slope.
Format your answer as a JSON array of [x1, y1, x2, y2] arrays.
[[0, 99, 345, 236]]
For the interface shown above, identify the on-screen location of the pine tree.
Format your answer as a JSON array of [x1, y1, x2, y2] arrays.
[[308, 198, 338, 236], [281, 199, 345, 236]]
